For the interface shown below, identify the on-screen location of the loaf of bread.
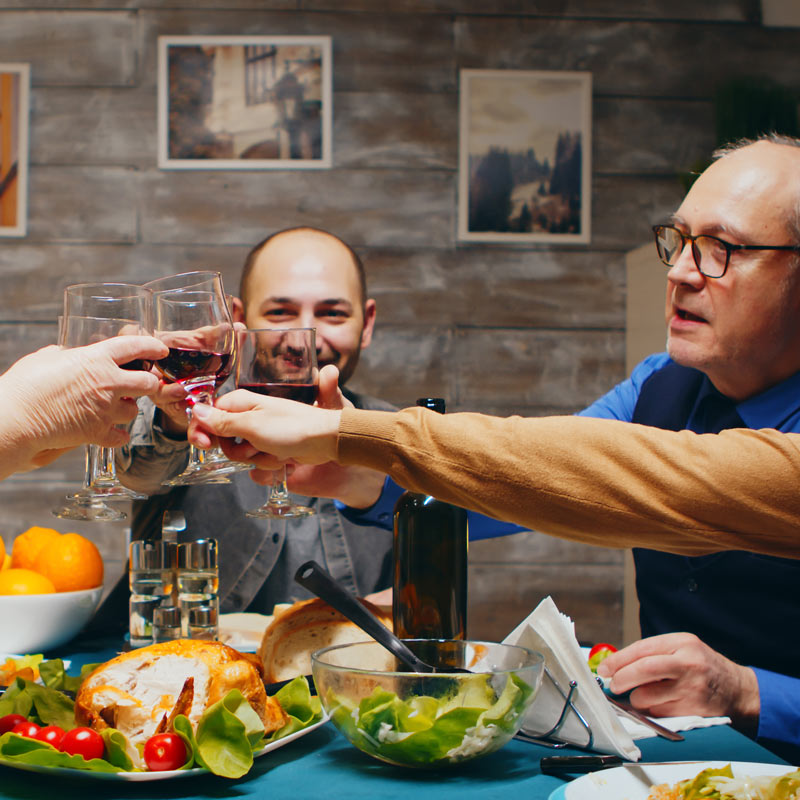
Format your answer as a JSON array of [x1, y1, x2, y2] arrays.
[[258, 598, 394, 682], [75, 639, 286, 747]]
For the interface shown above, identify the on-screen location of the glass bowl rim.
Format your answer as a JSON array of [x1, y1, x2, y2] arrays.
[[310, 638, 544, 678]]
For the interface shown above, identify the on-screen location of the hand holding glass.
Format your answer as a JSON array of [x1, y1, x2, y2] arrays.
[[236, 327, 318, 518]]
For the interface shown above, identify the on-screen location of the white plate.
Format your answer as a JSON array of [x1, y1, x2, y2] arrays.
[[0, 715, 328, 782], [561, 760, 796, 799]]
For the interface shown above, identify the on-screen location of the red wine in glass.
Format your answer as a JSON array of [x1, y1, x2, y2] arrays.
[[156, 347, 231, 384], [238, 382, 318, 404]]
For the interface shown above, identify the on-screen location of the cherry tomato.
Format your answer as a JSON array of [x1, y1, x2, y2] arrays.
[[34, 725, 66, 749], [0, 714, 27, 735], [11, 720, 41, 738], [587, 642, 618, 673], [59, 726, 105, 761], [143, 732, 188, 772]]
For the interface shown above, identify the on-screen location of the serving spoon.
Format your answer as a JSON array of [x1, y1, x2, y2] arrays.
[[294, 560, 470, 674]]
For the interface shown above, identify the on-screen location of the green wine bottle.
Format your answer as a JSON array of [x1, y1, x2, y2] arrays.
[[393, 398, 468, 640]]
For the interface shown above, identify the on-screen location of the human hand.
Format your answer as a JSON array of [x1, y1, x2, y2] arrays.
[[597, 632, 760, 731], [279, 364, 384, 507], [0, 336, 168, 474], [150, 380, 191, 436], [188, 389, 341, 466]]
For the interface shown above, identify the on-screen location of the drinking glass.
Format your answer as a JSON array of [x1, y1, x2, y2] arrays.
[[147, 273, 248, 485], [153, 289, 235, 485], [52, 282, 153, 521], [236, 327, 318, 518]]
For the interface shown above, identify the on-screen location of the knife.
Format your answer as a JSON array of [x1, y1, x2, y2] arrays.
[[606, 695, 684, 741], [540, 755, 705, 775]]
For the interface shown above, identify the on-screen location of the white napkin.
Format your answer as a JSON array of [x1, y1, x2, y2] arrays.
[[503, 596, 641, 761], [618, 713, 731, 740]]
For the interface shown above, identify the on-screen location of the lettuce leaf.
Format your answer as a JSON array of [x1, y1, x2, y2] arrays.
[[0, 732, 124, 773], [0, 671, 320, 778], [264, 676, 323, 743], [324, 673, 534, 767]]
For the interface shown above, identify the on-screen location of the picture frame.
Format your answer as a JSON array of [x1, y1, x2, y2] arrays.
[[458, 69, 592, 244], [0, 63, 30, 238], [158, 36, 332, 170]]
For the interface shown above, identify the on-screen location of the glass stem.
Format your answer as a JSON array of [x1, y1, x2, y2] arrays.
[[268, 466, 292, 507], [87, 444, 118, 488]]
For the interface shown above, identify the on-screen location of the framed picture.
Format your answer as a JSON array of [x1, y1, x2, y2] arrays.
[[458, 69, 592, 244], [0, 63, 30, 237], [158, 36, 332, 170]]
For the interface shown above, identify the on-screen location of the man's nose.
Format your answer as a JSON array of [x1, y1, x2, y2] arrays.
[[666, 241, 705, 287]]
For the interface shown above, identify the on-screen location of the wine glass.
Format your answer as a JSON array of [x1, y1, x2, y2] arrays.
[[146, 273, 248, 485], [52, 298, 153, 522], [236, 327, 318, 518], [153, 288, 235, 485]]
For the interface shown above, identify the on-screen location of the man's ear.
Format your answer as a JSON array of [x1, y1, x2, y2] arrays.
[[360, 299, 377, 349], [231, 296, 246, 323]]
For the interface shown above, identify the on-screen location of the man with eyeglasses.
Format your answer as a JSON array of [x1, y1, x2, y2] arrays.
[[575, 133, 800, 759]]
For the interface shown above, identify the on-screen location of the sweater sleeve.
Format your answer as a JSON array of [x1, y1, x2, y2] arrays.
[[336, 408, 800, 558]]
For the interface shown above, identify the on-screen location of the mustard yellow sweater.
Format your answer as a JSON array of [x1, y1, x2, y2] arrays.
[[337, 408, 800, 558]]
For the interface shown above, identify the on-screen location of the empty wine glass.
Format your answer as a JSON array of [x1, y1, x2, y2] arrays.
[[236, 327, 318, 518], [52, 302, 152, 522]]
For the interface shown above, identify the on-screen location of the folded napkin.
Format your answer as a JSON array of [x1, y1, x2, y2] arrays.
[[503, 596, 641, 761], [618, 712, 731, 740]]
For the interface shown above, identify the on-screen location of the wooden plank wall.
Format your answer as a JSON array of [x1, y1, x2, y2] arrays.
[[0, 0, 795, 646]]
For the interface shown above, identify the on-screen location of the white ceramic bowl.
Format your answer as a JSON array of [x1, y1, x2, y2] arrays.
[[0, 586, 103, 654]]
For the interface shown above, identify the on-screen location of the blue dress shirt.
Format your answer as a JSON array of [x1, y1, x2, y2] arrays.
[[580, 352, 800, 755]]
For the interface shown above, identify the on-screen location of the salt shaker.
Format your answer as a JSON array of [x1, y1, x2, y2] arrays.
[[129, 540, 177, 647], [152, 605, 182, 643], [177, 539, 219, 638], [188, 605, 219, 640]]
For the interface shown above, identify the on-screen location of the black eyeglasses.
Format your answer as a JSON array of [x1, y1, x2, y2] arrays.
[[652, 224, 800, 278]]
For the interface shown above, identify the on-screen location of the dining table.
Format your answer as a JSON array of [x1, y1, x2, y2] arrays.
[[0, 633, 790, 800]]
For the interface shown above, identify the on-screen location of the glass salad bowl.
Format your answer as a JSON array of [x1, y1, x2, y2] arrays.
[[311, 639, 544, 768]]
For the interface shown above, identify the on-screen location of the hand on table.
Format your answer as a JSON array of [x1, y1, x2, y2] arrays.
[[597, 632, 760, 733]]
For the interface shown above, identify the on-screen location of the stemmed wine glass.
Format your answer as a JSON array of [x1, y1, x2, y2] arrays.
[[146, 272, 245, 485], [52, 283, 153, 521], [236, 327, 318, 518], [152, 287, 235, 485]]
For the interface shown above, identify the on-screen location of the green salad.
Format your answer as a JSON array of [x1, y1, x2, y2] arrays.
[[324, 672, 533, 767], [658, 765, 800, 800], [0, 659, 322, 779]]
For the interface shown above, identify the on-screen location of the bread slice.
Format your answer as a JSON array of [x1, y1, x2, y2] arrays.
[[75, 639, 286, 747], [258, 598, 394, 682]]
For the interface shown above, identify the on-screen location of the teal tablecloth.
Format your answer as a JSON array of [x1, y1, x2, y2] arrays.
[[0, 636, 788, 800]]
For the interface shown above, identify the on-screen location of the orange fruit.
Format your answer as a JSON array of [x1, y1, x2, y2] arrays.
[[0, 568, 56, 595], [33, 532, 104, 593], [0, 536, 5, 564], [11, 526, 61, 570], [1, 554, 9, 570]]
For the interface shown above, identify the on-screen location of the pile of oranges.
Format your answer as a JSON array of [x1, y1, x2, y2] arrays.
[[0, 526, 104, 595]]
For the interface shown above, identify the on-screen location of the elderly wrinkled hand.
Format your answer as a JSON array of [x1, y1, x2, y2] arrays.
[[597, 632, 760, 732], [0, 336, 167, 474]]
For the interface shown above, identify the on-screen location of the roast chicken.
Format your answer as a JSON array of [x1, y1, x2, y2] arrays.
[[75, 639, 286, 747]]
